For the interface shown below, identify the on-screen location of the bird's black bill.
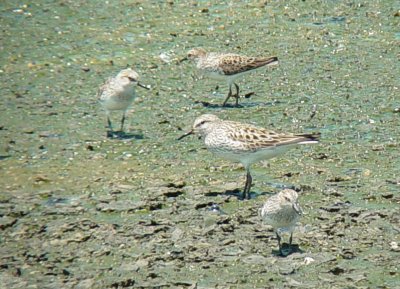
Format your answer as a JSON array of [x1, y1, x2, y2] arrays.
[[137, 82, 150, 90], [178, 56, 188, 63], [177, 130, 193, 140], [267, 56, 279, 65]]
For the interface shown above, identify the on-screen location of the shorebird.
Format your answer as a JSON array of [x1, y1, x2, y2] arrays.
[[185, 48, 278, 107], [98, 68, 149, 136], [178, 114, 319, 199], [260, 189, 303, 255]]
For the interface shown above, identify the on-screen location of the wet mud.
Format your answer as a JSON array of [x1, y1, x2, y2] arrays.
[[0, 1, 399, 288]]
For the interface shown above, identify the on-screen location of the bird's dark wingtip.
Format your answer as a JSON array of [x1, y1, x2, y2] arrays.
[[304, 132, 321, 141]]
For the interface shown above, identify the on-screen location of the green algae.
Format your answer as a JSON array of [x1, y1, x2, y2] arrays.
[[0, 0, 399, 288]]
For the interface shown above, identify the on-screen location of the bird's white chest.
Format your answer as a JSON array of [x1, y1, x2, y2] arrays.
[[100, 84, 136, 111]]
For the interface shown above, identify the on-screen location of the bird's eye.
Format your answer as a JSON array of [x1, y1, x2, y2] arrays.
[[195, 120, 207, 128], [127, 77, 137, 82]]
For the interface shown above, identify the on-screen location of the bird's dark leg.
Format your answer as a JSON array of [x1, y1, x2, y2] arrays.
[[120, 112, 126, 132], [234, 83, 240, 107], [243, 168, 252, 200], [222, 84, 233, 107], [106, 115, 115, 138], [289, 232, 293, 246], [276, 231, 283, 255], [107, 116, 113, 131]]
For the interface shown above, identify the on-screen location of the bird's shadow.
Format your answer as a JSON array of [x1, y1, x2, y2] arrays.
[[44, 197, 70, 206], [205, 189, 275, 200], [194, 97, 284, 109], [106, 130, 144, 140], [272, 243, 303, 257], [205, 188, 243, 198], [262, 182, 300, 191]]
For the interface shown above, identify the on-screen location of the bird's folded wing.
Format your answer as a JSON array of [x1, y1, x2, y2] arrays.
[[219, 55, 277, 75]]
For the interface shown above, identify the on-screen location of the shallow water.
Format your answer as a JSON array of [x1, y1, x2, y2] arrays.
[[1, 1, 399, 288]]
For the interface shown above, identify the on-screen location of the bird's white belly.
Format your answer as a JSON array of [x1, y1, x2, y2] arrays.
[[101, 98, 133, 111], [205, 71, 229, 81], [212, 145, 294, 167], [205, 68, 260, 84], [100, 89, 135, 111], [262, 209, 300, 232]]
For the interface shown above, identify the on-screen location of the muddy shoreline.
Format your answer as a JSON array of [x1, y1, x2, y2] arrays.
[[1, 1, 399, 288]]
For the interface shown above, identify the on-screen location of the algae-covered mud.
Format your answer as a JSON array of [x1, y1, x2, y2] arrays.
[[1, 1, 399, 288]]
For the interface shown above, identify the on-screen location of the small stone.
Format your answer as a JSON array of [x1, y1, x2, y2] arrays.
[[171, 228, 184, 241], [39, 131, 51, 137], [303, 256, 315, 265], [34, 174, 51, 183], [162, 180, 186, 189], [86, 144, 94, 151], [362, 169, 371, 176], [390, 241, 399, 251], [330, 265, 346, 275], [348, 207, 363, 217], [279, 264, 296, 275], [23, 128, 35, 134], [285, 277, 305, 288], [67, 232, 90, 243], [76, 279, 95, 289], [0, 216, 17, 229], [327, 175, 352, 182], [159, 52, 172, 63], [382, 192, 394, 199], [243, 254, 268, 264], [341, 248, 356, 259]]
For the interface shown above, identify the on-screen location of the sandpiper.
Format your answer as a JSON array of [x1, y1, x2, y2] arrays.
[[178, 114, 319, 199], [259, 189, 303, 256], [98, 68, 149, 137], [185, 48, 278, 107]]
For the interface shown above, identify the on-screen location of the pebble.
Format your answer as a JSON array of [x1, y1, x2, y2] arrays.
[[390, 241, 399, 251], [303, 256, 315, 265]]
